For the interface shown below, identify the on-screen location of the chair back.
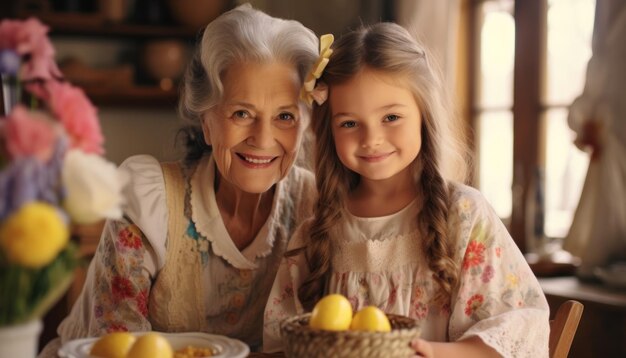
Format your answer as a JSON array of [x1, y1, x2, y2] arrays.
[[549, 300, 584, 358]]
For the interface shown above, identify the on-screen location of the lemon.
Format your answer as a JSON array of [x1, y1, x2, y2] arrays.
[[125, 332, 173, 358], [309, 294, 353, 331], [90, 332, 136, 358], [350, 306, 392, 332]]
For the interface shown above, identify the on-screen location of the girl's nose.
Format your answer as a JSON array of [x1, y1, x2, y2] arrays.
[[247, 119, 275, 149], [361, 126, 383, 148]]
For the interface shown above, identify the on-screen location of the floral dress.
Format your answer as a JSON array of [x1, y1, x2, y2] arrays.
[[263, 183, 550, 357], [56, 154, 315, 351]]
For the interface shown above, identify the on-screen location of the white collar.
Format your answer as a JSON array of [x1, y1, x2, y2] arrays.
[[190, 155, 283, 270]]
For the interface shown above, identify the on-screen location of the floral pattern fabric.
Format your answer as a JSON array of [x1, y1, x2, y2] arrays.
[[56, 155, 316, 352], [264, 183, 549, 357], [94, 221, 151, 331]]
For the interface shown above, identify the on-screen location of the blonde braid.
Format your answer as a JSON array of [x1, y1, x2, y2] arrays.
[[419, 139, 458, 305]]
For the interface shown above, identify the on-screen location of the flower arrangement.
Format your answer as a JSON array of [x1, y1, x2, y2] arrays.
[[0, 18, 125, 326]]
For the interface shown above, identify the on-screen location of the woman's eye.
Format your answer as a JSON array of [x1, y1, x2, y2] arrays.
[[275, 112, 297, 128], [384, 114, 400, 122], [278, 112, 295, 121], [340, 121, 357, 128], [233, 110, 250, 119]]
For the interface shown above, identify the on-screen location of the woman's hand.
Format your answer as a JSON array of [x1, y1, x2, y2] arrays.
[[411, 338, 435, 358]]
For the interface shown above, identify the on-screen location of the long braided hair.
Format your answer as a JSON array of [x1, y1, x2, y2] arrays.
[[298, 23, 470, 310]]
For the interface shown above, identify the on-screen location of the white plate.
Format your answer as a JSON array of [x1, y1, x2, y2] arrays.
[[58, 331, 250, 358]]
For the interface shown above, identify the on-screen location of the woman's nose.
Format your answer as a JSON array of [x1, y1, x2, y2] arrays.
[[247, 120, 275, 149]]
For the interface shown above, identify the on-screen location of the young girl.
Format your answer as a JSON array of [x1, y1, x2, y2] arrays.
[[264, 23, 550, 357]]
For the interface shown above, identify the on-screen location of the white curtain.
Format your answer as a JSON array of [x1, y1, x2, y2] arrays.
[[565, 0, 626, 277], [394, 0, 462, 92]]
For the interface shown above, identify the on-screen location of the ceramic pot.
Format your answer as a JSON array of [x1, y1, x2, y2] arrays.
[[0, 320, 43, 358], [98, 0, 130, 23], [166, 0, 226, 29], [141, 40, 188, 88]]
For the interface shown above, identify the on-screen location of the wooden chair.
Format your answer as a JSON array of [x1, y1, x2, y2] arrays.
[[549, 300, 584, 358]]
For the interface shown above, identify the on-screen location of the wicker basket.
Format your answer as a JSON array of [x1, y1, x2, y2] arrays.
[[280, 313, 421, 358]]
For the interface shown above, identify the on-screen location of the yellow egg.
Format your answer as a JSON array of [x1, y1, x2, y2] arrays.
[[309, 294, 353, 331], [90, 332, 136, 358], [350, 306, 391, 332], [125, 332, 173, 358]]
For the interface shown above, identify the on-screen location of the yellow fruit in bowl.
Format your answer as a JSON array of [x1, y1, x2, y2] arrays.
[[90, 332, 136, 358], [309, 294, 353, 331], [125, 333, 173, 358], [350, 306, 392, 332]]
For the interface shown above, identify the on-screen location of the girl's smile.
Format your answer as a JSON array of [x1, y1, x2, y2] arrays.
[[357, 151, 395, 162]]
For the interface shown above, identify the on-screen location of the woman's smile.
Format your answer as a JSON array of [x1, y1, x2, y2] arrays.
[[236, 152, 279, 168]]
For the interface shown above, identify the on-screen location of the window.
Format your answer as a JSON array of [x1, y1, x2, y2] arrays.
[[475, 0, 515, 221], [544, 0, 594, 238], [473, 0, 595, 250]]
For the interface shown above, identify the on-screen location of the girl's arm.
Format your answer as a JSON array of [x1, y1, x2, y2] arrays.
[[445, 186, 550, 357], [413, 336, 501, 358]]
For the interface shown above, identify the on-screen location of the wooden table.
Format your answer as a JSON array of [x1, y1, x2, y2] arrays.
[[539, 276, 626, 358]]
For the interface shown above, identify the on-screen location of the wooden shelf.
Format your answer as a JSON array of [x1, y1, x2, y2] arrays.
[[18, 11, 200, 39], [83, 85, 179, 107], [13, 10, 190, 107]]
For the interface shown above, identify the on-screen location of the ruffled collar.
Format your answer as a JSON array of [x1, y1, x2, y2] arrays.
[[189, 155, 284, 270]]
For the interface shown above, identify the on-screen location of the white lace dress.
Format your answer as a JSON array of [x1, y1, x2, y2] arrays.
[[264, 183, 550, 357]]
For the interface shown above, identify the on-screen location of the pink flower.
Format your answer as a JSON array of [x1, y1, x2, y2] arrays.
[[409, 301, 429, 320], [4, 105, 58, 162], [481, 265, 495, 283], [45, 81, 104, 154], [0, 18, 61, 80]]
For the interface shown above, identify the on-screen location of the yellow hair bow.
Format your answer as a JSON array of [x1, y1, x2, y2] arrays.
[[300, 34, 334, 106]]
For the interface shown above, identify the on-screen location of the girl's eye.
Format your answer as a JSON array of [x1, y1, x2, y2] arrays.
[[384, 114, 400, 122], [340, 120, 357, 128]]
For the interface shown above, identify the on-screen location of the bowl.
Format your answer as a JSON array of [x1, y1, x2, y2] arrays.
[[594, 262, 626, 289], [280, 313, 421, 358]]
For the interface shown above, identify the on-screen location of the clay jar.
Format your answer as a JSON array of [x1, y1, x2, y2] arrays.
[[141, 40, 188, 90], [166, 0, 227, 29]]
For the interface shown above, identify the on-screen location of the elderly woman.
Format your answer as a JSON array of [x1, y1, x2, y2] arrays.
[[50, 4, 319, 353]]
